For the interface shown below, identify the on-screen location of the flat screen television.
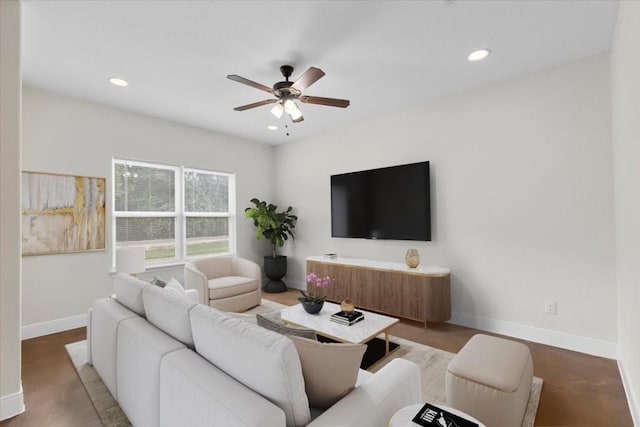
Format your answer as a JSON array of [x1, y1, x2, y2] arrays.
[[330, 161, 431, 241]]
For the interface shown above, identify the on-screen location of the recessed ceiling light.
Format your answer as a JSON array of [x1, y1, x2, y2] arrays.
[[467, 49, 491, 62], [267, 125, 278, 130], [109, 77, 129, 87]]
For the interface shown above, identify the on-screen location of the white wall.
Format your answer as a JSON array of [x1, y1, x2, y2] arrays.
[[612, 1, 640, 423], [275, 54, 617, 357], [0, 0, 24, 420], [21, 87, 274, 335]]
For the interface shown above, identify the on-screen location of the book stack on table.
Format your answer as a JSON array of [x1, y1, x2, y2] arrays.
[[330, 310, 364, 326]]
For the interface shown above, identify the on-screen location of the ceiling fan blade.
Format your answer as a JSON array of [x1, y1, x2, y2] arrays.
[[300, 95, 350, 108], [227, 74, 273, 93], [291, 67, 325, 92], [233, 99, 277, 111]]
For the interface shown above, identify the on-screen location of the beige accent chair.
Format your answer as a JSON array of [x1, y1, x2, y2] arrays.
[[184, 255, 261, 312]]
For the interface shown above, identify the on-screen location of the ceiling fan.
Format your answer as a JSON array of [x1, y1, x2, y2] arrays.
[[227, 65, 350, 123]]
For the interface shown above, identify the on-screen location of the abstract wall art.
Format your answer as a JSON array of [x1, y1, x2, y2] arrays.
[[22, 171, 106, 255]]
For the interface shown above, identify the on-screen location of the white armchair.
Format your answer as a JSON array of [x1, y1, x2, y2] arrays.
[[184, 255, 262, 312]]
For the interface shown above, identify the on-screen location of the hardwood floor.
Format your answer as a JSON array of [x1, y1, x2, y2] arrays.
[[1, 328, 101, 427], [1, 290, 632, 427]]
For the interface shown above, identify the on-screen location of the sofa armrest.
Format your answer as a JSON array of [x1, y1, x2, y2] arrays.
[[89, 297, 138, 398], [307, 358, 422, 427], [184, 262, 208, 305]]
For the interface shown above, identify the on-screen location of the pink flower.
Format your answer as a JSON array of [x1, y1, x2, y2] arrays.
[[316, 276, 331, 288], [300, 272, 332, 303], [307, 273, 331, 288]]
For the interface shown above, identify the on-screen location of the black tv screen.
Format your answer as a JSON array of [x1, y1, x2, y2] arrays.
[[331, 161, 431, 241]]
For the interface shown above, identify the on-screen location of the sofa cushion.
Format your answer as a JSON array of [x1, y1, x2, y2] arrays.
[[256, 312, 317, 340], [117, 317, 186, 427], [159, 349, 285, 427], [226, 312, 259, 325], [190, 304, 310, 427], [288, 335, 366, 409], [113, 273, 148, 316], [143, 283, 197, 348], [208, 276, 258, 299]]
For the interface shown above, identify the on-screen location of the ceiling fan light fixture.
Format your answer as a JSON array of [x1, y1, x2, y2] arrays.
[[271, 102, 284, 118], [289, 108, 303, 121], [283, 99, 297, 114], [228, 65, 349, 121], [284, 99, 303, 121]]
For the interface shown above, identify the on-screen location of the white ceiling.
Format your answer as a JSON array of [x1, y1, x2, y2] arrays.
[[21, 0, 619, 145]]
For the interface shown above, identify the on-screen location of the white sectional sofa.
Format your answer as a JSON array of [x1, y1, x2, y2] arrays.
[[87, 273, 422, 427]]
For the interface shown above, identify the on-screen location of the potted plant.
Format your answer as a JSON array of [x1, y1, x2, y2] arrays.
[[298, 272, 331, 314], [244, 198, 297, 293]]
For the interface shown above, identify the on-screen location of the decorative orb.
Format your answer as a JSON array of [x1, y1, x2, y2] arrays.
[[340, 299, 355, 313], [405, 249, 420, 268]]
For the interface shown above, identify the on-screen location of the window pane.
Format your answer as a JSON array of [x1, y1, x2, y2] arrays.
[[116, 217, 175, 261], [184, 171, 229, 213], [186, 217, 229, 256], [115, 163, 175, 212]]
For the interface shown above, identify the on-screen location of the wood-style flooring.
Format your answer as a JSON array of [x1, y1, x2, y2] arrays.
[[1, 290, 633, 427]]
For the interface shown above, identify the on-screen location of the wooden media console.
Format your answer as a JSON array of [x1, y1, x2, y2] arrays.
[[306, 256, 451, 327]]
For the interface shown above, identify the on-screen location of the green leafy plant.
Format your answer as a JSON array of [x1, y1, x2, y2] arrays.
[[244, 198, 297, 257]]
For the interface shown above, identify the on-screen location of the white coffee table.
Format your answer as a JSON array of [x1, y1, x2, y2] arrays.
[[388, 403, 486, 427], [280, 301, 399, 355]]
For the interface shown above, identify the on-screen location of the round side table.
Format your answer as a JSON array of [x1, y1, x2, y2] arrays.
[[388, 403, 486, 427]]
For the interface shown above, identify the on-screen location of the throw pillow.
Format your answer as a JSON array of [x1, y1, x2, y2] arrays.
[[142, 283, 197, 347], [288, 335, 366, 409], [256, 312, 318, 341], [165, 277, 186, 295]]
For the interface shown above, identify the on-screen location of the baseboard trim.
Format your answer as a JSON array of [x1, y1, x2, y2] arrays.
[[0, 385, 25, 421], [21, 313, 87, 340], [618, 358, 639, 426], [449, 311, 618, 359]]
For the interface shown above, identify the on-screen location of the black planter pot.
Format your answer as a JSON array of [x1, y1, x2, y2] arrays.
[[263, 255, 288, 293], [301, 300, 324, 314]]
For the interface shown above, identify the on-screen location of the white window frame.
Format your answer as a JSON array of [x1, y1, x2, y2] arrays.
[[112, 158, 236, 269]]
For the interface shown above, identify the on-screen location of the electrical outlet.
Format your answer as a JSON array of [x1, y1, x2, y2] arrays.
[[544, 301, 557, 315]]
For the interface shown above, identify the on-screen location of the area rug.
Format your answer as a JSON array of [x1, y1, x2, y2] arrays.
[[65, 334, 542, 427]]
